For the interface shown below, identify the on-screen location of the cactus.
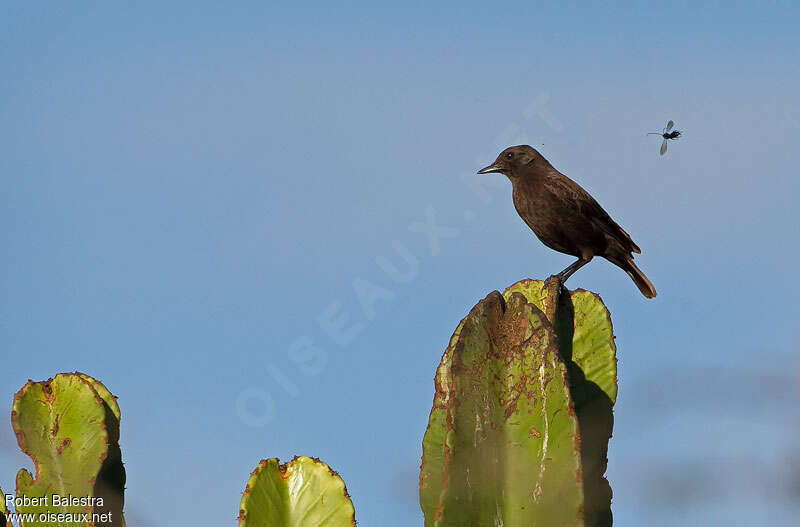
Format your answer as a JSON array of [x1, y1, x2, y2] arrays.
[[1, 486, 8, 527], [3, 276, 619, 527], [10, 372, 125, 526], [238, 456, 355, 526], [420, 278, 617, 526], [502, 279, 617, 404], [76, 373, 126, 526], [420, 289, 584, 525], [504, 279, 616, 526]]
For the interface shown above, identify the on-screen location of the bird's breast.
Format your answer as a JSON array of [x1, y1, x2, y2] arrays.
[[511, 181, 588, 257]]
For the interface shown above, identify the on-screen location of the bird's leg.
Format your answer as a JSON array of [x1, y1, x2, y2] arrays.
[[541, 257, 592, 298], [556, 257, 592, 284]]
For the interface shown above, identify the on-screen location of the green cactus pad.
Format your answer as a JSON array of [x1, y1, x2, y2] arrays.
[[12, 373, 124, 526], [238, 456, 356, 527], [503, 278, 617, 526], [502, 279, 617, 403], [420, 291, 584, 526], [77, 372, 126, 527], [1, 486, 8, 527], [77, 372, 121, 420]]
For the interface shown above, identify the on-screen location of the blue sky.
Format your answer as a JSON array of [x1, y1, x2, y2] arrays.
[[2, 2, 799, 525]]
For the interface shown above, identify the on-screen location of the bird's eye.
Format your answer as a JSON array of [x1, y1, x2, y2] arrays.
[[505, 152, 514, 159]]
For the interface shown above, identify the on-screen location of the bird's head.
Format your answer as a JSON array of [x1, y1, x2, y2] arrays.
[[477, 145, 540, 178]]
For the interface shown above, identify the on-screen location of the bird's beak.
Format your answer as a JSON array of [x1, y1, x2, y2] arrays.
[[477, 163, 503, 174]]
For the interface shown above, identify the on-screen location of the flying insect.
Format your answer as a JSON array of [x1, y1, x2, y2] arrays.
[[648, 120, 682, 155]]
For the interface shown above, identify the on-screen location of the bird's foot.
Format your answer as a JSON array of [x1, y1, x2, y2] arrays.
[[541, 274, 567, 298]]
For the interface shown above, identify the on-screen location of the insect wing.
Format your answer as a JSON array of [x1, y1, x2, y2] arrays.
[[665, 120, 674, 132], [660, 138, 668, 155]]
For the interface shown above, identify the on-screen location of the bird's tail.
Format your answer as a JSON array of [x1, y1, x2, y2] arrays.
[[609, 256, 657, 298]]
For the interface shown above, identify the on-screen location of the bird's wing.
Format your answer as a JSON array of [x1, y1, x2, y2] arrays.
[[660, 139, 668, 155], [544, 173, 642, 255]]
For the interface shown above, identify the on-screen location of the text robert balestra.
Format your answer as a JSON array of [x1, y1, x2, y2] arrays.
[[5, 494, 105, 507]]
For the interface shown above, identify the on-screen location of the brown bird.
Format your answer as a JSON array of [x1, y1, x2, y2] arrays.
[[478, 145, 656, 298]]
